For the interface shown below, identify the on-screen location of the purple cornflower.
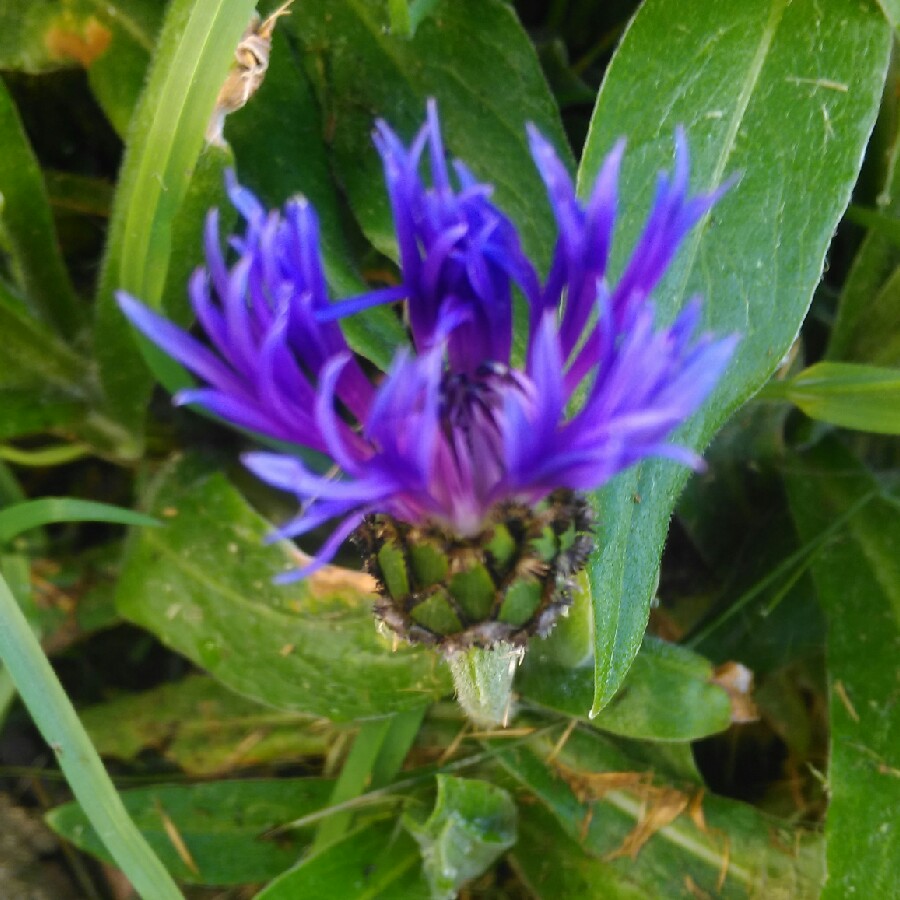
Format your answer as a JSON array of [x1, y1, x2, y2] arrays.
[[118, 102, 737, 583]]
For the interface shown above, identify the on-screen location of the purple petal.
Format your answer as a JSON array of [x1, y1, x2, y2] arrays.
[[272, 512, 367, 583]]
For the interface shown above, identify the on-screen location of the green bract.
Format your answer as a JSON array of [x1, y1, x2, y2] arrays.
[[358, 491, 594, 651]]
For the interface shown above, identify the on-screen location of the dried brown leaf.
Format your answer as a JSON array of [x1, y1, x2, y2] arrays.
[[605, 787, 690, 860], [712, 661, 759, 723]]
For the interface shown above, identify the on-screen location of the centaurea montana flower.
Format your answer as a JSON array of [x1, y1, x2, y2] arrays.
[[118, 102, 737, 652]]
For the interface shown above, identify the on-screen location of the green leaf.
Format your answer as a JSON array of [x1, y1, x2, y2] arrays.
[[873, 0, 899, 28], [0, 283, 88, 392], [117, 455, 452, 720], [833, 265, 900, 367], [0, 443, 90, 467], [0, 275, 138, 453], [512, 801, 647, 899], [256, 820, 430, 899], [124, 144, 238, 408], [86, 0, 163, 136], [314, 716, 395, 850], [785, 439, 900, 899], [407, 0, 441, 35], [403, 775, 517, 900], [829, 129, 900, 366], [578, 0, 892, 714], [48, 778, 333, 886], [845, 205, 900, 246], [0, 0, 165, 136], [496, 728, 824, 898], [291, 0, 572, 281], [520, 637, 732, 741], [0, 390, 84, 442], [93, 0, 257, 442], [762, 361, 900, 433], [673, 403, 829, 673], [159, 144, 232, 324], [80, 674, 340, 775], [0, 497, 159, 545], [387, 0, 412, 36], [314, 707, 427, 851], [0, 78, 81, 337]]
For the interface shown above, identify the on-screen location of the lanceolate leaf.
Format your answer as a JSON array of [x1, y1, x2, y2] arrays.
[[762, 361, 900, 434], [0, 572, 181, 898], [0, 498, 158, 545], [0, 391, 83, 442], [116, 455, 452, 720], [578, 0, 892, 713], [79, 674, 339, 775], [785, 439, 900, 899], [0, 79, 81, 338]]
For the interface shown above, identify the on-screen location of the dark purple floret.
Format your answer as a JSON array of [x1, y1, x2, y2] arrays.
[[322, 100, 541, 375]]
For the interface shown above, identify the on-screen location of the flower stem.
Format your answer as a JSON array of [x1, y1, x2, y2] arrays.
[[447, 643, 521, 728]]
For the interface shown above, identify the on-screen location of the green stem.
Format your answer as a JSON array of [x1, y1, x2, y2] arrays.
[[313, 717, 393, 852], [0, 572, 183, 899], [447, 643, 521, 728], [0, 444, 92, 467], [312, 705, 426, 851]]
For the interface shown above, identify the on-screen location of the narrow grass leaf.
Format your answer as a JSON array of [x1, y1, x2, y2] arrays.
[[0, 498, 159, 545], [0, 572, 183, 898], [93, 0, 257, 441]]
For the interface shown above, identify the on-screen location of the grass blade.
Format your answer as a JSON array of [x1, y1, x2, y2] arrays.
[[0, 571, 183, 898], [0, 498, 159, 544], [93, 0, 257, 440]]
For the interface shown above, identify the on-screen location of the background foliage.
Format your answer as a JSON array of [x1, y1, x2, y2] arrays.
[[0, 0, 898, 896]]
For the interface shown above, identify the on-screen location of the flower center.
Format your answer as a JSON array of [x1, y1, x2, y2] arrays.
[[438, 362, 533, 484], [440, 361, 531, 439]]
